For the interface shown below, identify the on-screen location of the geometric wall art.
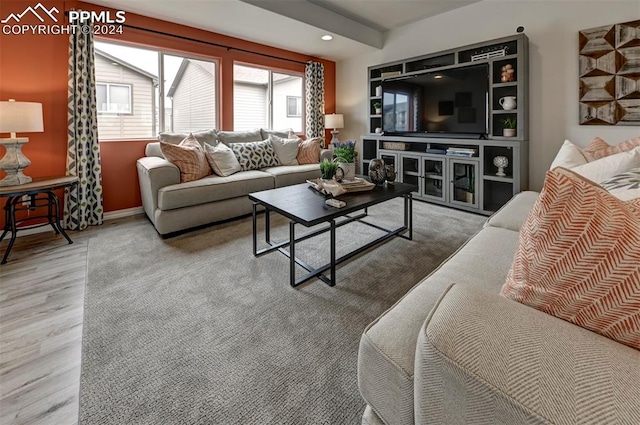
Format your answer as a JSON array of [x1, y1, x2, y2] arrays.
[[579, 19, 640, 125]]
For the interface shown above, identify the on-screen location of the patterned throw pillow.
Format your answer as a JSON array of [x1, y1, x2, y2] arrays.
[[501, 167, 640, 350], [204, 142, 241, 177], [296, 137, 324, 164], [229, 140, 280, 171], [584, 136, 640, 160], [600, 167, 640, 191], [160, 133, 212, 183]]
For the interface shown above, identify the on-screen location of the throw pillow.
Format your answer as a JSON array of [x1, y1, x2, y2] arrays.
[[160, 133, 212, 183], [501, 167, 640, 351], [297, 137, 324, 164], [230, 140, 280, 171], [600, 167, 640, 201], [217, 129, 263, 145], [569, 147, 640, 183], [584, 136, 640, 160], [549, 140, 589, 169], [269, 134, 301, 166], [204, 142, 241, 177], [261, 128, 293, 140], [158, 130, 217, 147]]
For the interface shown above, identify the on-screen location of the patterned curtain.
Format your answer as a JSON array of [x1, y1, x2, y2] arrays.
[[63, 21, 103, 231], [305, 62, 325, 139]]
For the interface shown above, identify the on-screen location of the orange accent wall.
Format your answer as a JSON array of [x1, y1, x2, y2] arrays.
[[0, 0, 336, 226]]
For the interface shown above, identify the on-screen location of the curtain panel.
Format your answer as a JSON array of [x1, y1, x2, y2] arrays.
[[63, 21, 103, 231], [305, 62, 325, 139]]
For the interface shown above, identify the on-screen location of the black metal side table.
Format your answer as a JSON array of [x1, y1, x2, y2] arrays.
[[0, 176, 78, 264]]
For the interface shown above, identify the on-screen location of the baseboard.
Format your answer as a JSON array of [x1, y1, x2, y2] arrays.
[[13, 206, 144, 238]]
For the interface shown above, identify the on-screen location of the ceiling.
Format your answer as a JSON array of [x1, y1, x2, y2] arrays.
[[85, 0, 481, 60]]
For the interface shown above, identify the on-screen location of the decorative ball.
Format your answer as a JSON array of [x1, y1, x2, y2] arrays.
[[493, 156, 509, 177], [368, 158, 386, 185]]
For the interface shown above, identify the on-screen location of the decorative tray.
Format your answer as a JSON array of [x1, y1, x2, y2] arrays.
[[307, 177, 375, 197]]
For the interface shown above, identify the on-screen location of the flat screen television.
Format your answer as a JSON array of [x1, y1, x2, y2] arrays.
[[381, 63, 489, 138]]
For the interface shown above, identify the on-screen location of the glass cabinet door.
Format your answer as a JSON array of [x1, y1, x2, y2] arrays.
[[422, 156, 446, 201], [449, 159, 478, 208], [400, 154, 421, 194]]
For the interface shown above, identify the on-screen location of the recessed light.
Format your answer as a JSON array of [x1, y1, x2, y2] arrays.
[[434, 75, 443, 79], [321, 35, 333, 41]]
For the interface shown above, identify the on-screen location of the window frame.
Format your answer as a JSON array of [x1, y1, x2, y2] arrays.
[[96, 82, 133, 115], [94, 38, 220, 141], [233, 62, 305, 132]]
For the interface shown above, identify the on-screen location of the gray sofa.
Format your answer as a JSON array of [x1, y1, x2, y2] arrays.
[[358, 191, 640, 424], [137, 129, 331, 236]]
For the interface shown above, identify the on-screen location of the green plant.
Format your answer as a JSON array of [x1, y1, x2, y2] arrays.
[[333, 140, 357, 163], [319, 159, 339, 179], [373, 102, 382, 110], [501, 116, 517, 129]]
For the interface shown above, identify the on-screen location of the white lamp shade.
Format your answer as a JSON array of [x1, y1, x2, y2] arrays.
[[324, 114, 344, 130], [0, 100, 44, 134]]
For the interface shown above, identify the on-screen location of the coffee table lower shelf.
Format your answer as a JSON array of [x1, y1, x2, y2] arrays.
[[251, 194, 413, 287]]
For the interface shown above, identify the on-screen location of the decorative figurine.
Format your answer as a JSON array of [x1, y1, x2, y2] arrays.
[[493, 155, 509, 177], [385, 164, 396, 183], [368, 158, 386, 185]]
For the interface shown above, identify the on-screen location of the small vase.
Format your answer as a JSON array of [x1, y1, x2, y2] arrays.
[[503, 128, 516, 137], [338, 162, 356, 181]]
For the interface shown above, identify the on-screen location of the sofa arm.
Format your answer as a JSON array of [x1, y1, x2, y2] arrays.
[[136, 156, 180, 222], [320, 149, 333, 162], [415, 284, 640, 425]]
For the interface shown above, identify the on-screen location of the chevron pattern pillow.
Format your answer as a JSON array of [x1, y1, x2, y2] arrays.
[[160, 133, 212, 183], [229, 140, 280, 171], [501, 167, 640, 350], [584, 136, 640, 160]]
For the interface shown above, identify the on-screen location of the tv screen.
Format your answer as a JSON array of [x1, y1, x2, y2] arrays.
[[381, 64, 489, 137]]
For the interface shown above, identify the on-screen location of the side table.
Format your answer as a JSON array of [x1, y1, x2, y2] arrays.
[[0, 176, 78, 264]]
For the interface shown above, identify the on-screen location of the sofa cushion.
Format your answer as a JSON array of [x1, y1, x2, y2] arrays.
[[269, 134, 301, 166], [297, 137, 324, 164], [501, 167, 640, 351], [217, 129, 262, 145], [358, 226, 520, 425], [230, 140, 280, 171], [584, 136, 640, 160], [146, 130, 217, 158], [204, 142, 241, 177], [261, 128, 293, 140], [157, 170, 274, 211], [160, 134, 212, 183], [262, 164, 321, 188], [484, 190, 538, 232]]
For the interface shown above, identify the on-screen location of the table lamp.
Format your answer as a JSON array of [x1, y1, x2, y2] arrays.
[[0, 99, 44, 186], [324, 113, 344, 149]]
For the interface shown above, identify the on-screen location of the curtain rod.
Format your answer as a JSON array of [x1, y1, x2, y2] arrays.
[[65, 12, 311, 65]]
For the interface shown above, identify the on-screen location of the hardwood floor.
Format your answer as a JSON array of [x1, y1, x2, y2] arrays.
[[0, 217, 143, 425]]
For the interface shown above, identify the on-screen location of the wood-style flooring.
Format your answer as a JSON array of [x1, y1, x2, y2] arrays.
[[0, 216, 143, 425]]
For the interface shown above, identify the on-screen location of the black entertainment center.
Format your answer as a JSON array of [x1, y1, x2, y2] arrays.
[[363, 33, 529, 215]]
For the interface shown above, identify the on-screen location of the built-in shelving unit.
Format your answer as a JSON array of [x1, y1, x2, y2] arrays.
[[364, 34, 529, 215]]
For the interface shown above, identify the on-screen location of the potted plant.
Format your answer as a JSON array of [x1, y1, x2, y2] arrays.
[[319, 159, 339, 180], [334, 140, 357, 181], [501, 116, 517, 137], [373, 102, 382, 114]]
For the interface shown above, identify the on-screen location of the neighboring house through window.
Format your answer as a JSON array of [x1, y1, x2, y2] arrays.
[[94, 41, 218, 140], [233, 64, 304, 133]]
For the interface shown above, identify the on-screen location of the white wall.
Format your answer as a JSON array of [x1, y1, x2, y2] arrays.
[[337, 0, 640, 190]]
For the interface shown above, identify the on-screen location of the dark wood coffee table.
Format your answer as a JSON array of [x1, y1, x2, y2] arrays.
[[249, 181, 416, 287]]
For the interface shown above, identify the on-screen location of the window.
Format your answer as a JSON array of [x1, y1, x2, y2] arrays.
[[96, 83, 132, 113], [94, 40, 218, 140], [233, 64, 304, 132], [286, 96, 301, 117]]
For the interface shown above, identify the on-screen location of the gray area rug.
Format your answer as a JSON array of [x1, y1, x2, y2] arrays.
[[79, 199, 485, 424]]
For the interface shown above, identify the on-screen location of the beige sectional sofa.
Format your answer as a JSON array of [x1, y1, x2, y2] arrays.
[[137, 129, 331, 236], [358, 191, 640, 425]]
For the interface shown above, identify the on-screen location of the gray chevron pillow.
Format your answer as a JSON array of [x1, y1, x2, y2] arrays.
[[230, 140, 280, 171]]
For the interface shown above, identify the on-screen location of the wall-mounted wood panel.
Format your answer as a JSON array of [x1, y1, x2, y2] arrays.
[[579, 19, 640, 125]]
